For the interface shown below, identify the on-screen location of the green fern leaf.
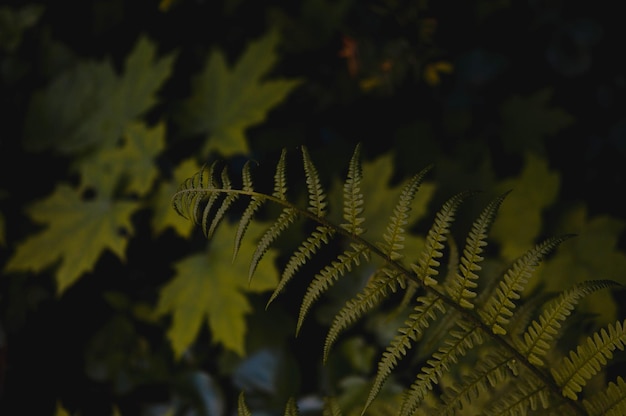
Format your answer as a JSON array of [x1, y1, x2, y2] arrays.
[[486, 377, 550, 416], [238, 392, 252, 416], [341, 142, 365, 235], [296, 242, 370, 334], [323, 397, 343, 416], [249, 207, 298, 282], [440, 353, 514, 415], [412, 191, 473, 287], [481, 234, 574, 335], [324, 267, 405, 362], [446, 192, 509, 309], [267, 224, 335, 307], [552, 319, 626, 400], [522, 280, 620, 366], [206, 167, 239, 238], [273, 148, 289, 200], [284, 397, 300, 416], [233, 160, 266, 261], [301, 145, 328, 217], [364, 293, 446, 414], [379, 165, 433, 261], [583, 376, 626, 416], [400, 319, 484, 416]]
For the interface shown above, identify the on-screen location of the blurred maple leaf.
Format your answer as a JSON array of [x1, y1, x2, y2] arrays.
[[529, 204, 626, 324], [500, 87, 575, 155], [4, 185, 139, 294], [151, 158, 200, 238], [177, 29, 302, 157], [491, 153, 560, 260], [77, 121, 166, 197], [155, 221, 279, 357], [23, 35, 176, 154]]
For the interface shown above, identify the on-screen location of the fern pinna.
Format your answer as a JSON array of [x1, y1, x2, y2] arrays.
[[172, 144, 626, 416]]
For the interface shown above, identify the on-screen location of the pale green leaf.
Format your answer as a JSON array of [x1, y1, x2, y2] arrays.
[[178, 29, 302, 157], [23, 35, 175, 154], [152, 158, 200, 238], [77, 121, 166, 197], [491, 153, 560, 260], [155, 221, 279, 357], [500, 87, 575, 155], [3, 185, 138, 295]]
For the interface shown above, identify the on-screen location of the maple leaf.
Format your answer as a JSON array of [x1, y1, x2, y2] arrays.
[[4, 185, 139, 295], [23, 35, 175, 154], [77, 121, 166, 197], [500, 87, 575, 155], [155, 221, 279, 357], [151, 158, 200, 238], [490, 152, 560, 260], [177, 29, 302, 157], [528, 204, 626, 324]]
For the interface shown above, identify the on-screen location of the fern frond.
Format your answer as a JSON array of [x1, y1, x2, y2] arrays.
[[323, 397, 343, 416], [273, 148, 289, 200], [284, 397, 300, 416], [446, 192, 508, 309], [267, 224, 335, 308], [248, 207, 298, 282], [296, 243, 370, 334], [233, 160, 266, 261], [301, 145, 328, 217], [206, 167, 239, 238], [364, 293, 446, 414], [238, 392, 252, 416], [486, 376, 550, 416], [412, 191, 473, 287], [583, 376, 626, 416], [440, 353, 514, 415], [480, 234, 574, 335], [399, 319, 484, 416], [552, 319, 626, 400], [324, 267, 404, 362], [341, 142, 365, 235], [522, 280, 620, 366], [379, 165, 433, 261]]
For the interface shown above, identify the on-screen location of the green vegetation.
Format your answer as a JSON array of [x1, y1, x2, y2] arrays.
[[0, 1, 624, 415]]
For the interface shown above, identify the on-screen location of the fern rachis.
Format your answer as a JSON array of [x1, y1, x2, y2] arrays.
[[172, 144, 625, 416]]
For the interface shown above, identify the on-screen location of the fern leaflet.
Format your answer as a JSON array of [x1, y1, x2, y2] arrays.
[[522, 280, 620, 367], [583, 376, 626, 416], [552, 319, 626, 400], [446, 192, 508, 309], [480, 234, 575, 335], [233, 160, 266, 261], [400, 319, 485, 416], [412, 191, 473, 287], [364, 293, 446, 414]]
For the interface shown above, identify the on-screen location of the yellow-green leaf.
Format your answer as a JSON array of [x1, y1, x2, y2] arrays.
[[3, 185, 138, 295], [151, 158, 200, 238], [77, 121, 166, 197], [529, 204, 626, 324], [178, 29, 302, 157], [156, 221, 279, 357], [491, 153, 560, 260], [24, 35, 175, 154], [500, 87, 575, 155]]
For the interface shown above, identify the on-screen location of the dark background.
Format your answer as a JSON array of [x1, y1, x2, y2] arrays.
[[1, 0, 625, 415]]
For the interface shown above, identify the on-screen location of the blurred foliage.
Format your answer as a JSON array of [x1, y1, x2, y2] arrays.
[[0, 0, 624, 415]]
